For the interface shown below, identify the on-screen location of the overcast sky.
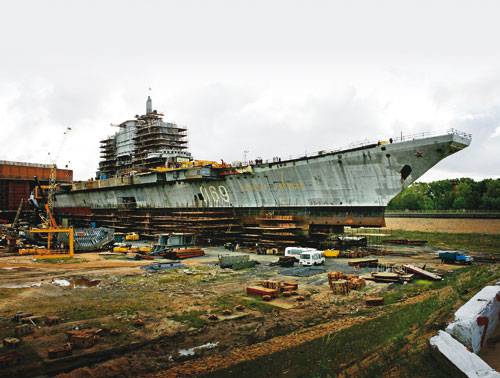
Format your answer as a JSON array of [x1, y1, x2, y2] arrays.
[[1, 0, 499, 181]]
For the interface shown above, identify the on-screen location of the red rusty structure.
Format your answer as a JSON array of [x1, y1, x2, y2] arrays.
[[0, 161, 73, 223]]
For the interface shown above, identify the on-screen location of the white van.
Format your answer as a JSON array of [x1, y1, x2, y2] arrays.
[[284, 247, 317, 261], [298, 251, 325, 266]]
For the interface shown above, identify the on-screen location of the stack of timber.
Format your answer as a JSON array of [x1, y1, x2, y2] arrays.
[[341, 249, 370, 258], [258, 280, 298, 292], [347, 258, 379, 267], [328, 272, 366, 295], [67, 208, 243, 244], [165, 248, 205, 259], [329, 279, 350, 295], [242, 215, 306, 248], [247, 280, 299, 299], [246, 286, 279, 298]]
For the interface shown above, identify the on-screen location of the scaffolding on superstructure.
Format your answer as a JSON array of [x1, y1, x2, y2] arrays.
[[132, 112, 189, 170], [97, 96, 191, 178]]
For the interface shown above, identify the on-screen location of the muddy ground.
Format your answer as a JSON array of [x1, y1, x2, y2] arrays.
[[0, 246, 497, 378]]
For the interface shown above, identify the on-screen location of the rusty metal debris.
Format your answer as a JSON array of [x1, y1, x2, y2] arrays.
[[403, 264, 442, 281], [364, 271, 413, 283]]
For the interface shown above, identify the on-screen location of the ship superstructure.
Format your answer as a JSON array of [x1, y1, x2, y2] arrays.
[[55, 96, 472, 247], [99, 96, 191, 178]]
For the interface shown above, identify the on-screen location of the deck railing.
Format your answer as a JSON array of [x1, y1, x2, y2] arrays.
[[235, 128, 472, 167]]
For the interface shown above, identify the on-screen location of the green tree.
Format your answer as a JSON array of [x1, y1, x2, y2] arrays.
[[388, 178, 500, 211], [427, 180, 454, 209], [481, 179, 500, 210]]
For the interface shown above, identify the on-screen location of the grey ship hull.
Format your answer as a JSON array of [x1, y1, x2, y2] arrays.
[[55, 131, 471, 244]]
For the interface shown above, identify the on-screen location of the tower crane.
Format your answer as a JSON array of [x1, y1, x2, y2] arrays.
[[44, 126, 72, 227]]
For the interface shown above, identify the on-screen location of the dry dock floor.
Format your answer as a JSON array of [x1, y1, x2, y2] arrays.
[[0, 246, 496, 377]]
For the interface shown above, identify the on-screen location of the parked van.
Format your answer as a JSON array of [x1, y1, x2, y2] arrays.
[[284, 247, 317, 261], [298, 251, 325, 266]]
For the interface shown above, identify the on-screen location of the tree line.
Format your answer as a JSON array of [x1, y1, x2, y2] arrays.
[[387, 178, 500, 211]]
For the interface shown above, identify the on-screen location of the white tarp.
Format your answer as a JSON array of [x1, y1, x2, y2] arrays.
[[430, 330, 500, 378], [446, 285, 500, 353]]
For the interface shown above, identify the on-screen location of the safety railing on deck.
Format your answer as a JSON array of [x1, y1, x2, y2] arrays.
[[234, 128, 472, 167], [390, 128, 472, 144]]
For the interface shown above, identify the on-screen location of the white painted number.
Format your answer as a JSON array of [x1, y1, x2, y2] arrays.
[[199, 185, 230, 204]]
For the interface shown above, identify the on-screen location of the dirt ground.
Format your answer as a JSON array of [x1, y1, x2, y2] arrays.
[[385, 217, 500, 234], [0, 246, 495, 377]]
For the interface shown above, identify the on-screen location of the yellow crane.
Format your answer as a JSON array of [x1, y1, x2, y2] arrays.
[[20, 127, 75, 258]]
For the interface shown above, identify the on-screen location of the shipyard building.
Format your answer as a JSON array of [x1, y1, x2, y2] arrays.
[[0, 161, 72, 223]]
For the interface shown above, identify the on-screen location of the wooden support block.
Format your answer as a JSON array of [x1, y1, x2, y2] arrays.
[[365, 297, 385, 306], [48, 343, 72, 359], [246, 286, 279, 298], [329, 279, 350, 295]]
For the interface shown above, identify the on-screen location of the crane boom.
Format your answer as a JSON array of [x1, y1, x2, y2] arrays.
[[45, 126, 72, 227]]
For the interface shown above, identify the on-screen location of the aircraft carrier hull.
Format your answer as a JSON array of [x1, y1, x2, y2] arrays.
[[54, 131, 471, 245]]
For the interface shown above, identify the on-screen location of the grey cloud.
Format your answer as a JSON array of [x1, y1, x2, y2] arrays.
[[1, 0, 500, 182]]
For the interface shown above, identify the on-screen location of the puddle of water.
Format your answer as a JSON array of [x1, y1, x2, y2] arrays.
[[178, 342, 219, 356], [52, 277, 101, 289], [52, 279, 71, 287]]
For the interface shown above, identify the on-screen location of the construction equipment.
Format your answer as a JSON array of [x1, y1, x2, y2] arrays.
[[20, 127, 75, 259], [151, 233, 204, 259], [323, 249, 340, 258], [270, 256, 296, 267], [125, 232, 140, 241], [439, 251, 473, 265], [19, 228, 74, 258]]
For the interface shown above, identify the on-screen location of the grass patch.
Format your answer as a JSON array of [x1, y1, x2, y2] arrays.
[[158, 271, 196, 284], [171, 310, 207, 329], [213, 295, 237, 310], [388, 229, 500, 254], [414, 279, 434, 287], [239, 297, 275, 313]]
